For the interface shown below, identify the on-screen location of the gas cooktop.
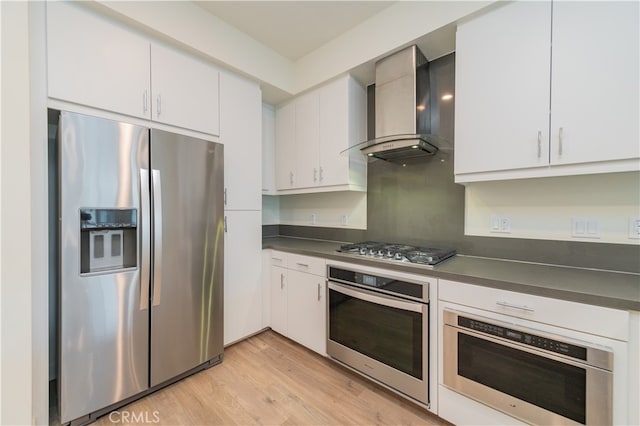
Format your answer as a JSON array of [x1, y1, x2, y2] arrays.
[[337, 241, 456, 266]]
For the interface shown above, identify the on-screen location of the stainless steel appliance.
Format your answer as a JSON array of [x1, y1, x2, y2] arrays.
[[443, 309, 613, 425], [327, 262, 431, 406], [58, 111, 224, 425], [337, 241, 456, 266]]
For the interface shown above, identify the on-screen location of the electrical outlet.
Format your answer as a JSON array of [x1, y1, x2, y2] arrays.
[[311, 213, 317, 225], [629, 216, 640, 239], [341, 214, 349, 226], [490, 215, 511, 233], [572, 217, 600, 238]]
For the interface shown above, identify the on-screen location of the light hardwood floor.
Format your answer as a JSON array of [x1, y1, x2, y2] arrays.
[[89, 330, 449, 425]]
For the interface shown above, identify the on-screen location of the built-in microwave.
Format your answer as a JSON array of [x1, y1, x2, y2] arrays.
[[443, 309, 613, 425]]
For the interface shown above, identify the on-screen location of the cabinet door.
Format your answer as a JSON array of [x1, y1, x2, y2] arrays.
[[287, 270, 326, 355], [270, 266, 288, 336], [220, 72, 262, 210], [275, 102, 296, 190], [262, 104, 277, 193], [455, 1, 551, 174], [223, 211, 263, 346], [294, 91, 320, 188], [319, 77, 350, 187], [47, 2, 151, 119], [151, 43, 220, 136], [550, 1, 639, 165]]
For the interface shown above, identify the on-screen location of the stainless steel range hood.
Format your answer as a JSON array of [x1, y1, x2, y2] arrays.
[[360, 45, 440, 161]]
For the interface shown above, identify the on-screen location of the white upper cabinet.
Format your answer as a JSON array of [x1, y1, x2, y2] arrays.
[[294, 91, 321, 189], [549, 1, 639, 166], [275, 101, 297, 190], [151, 44, 220, 136], [455, 1, 639, 182], [219, 71, 262, 210], [47, 2, 151, 120], [47, 2, 220, 136], [274, 74, 367, 194]]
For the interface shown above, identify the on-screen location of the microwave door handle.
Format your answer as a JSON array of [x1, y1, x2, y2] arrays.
[[152, 169, 163, 307], [139, 169, 150, 310], [328, 282, 422, 313]]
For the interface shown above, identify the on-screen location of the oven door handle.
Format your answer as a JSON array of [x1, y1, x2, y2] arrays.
[[328, 281, 423, 313]]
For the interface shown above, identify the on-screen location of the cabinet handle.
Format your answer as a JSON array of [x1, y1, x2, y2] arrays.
[[319, 166, 323, 182], [317, 283, 321, 301], [157, 94, 162, 116], [496, 301, 535, 312], [224, 216, 228, 233], [558, 127, 564, 156], [280, 273, 284, 289], [143, 90, 148, 113], [296, 262, 309, 268], [224, 188, 227, 206], [289, 172, 294, 185], [313, 168, 318, 183], [537, 131, 542, 158], [272, 257, 283, 262]]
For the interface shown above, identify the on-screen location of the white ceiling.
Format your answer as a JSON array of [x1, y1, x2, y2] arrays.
[[195, 1, 396, 61]]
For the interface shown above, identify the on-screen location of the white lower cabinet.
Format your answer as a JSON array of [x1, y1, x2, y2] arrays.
[[268, 250, 326, 355], [223, 211, 263, 346], [270, 264, 288, 336], [287, 270, 326, 355]]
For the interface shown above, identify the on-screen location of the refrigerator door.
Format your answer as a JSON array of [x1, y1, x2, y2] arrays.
[[59, 111, 150, 423], [149, 129, 224, 386]]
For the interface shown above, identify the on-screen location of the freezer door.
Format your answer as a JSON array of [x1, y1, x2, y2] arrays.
[[149, 130, 224, 386], [58, 111, 150, 424]]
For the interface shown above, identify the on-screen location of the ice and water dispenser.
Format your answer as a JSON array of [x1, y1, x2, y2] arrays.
[[80, 208, 137, 273]]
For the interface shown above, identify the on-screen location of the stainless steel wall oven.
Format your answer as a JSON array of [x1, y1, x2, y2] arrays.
[[327, 263, 430, 406], [443, 309, 613, 425]]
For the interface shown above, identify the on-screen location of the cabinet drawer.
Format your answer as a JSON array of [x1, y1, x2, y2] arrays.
[[270, 251, 288, 268], [439, 279, 629, 340], [288, 254, 325, 276]]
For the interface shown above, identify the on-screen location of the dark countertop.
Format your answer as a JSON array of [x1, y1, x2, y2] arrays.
[[263, 236, 640, 311]]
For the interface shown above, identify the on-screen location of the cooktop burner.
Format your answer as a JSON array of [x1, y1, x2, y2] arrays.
[[337, 241, 456, 266]]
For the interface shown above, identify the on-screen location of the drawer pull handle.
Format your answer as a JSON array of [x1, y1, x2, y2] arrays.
[[272, 257, 283, 262], [296, 262, 309, 267], [280, 273, 284, 289], [496, 301, 534, 312]]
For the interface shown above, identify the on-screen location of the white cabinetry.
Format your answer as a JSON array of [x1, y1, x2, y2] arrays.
[[455, 1, 639, 183], [220, 72, 262, 210], [47, 1, 220, 136], [268, 251, 327, 355], [274, 75, 367, 193], [223, 211, 262, 346], [220, 72, 263, 346], [262, 104, 277, 194], [47, 1, 151, 120], [150, 44, 220, 136]]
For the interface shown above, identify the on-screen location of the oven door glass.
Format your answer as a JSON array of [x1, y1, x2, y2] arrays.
[[329, 287, 423, 379], [458, 332, 586, 424]]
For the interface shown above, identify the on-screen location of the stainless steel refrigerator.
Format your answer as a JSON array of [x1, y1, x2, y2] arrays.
[[57, 111, 224, 424]]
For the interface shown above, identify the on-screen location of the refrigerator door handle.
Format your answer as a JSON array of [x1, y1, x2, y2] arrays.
[[152, 169, 163, 306], [140, 169, 151, 310]]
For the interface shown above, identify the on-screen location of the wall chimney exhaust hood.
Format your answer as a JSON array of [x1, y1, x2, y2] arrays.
[[354, 45, 444, 162]]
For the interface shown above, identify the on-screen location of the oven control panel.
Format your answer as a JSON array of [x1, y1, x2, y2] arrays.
[[458, 316, 587, 360]]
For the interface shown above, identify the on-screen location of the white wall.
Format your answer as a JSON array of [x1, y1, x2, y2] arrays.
[[262, 195, 280, 226], [465, 172, 640, 244], [0, 1, 34, 424], [279, 191, 367, 230]]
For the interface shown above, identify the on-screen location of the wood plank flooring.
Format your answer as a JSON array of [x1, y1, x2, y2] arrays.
[[92, 330, 449, 425]]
